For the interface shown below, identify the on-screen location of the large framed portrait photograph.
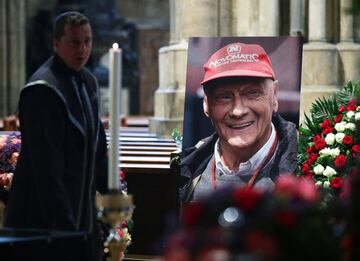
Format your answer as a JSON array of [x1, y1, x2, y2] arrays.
[[182, 37, 303, 149]]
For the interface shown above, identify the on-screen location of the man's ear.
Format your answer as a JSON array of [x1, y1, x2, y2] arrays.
[[272, 80, 279, 112], [203, 95, 210, 117]]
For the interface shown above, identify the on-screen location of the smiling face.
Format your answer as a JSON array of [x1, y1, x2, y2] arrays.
[[54, 23, 92, 71], [203, 77, 279, 159]]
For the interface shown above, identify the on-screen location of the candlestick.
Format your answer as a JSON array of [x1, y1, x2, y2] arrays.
[[108, 43, 122, 190]]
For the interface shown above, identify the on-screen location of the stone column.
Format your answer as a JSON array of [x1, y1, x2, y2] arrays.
[[290, 0, 305, 36], [150, 0, 230, 137], [234, 0, 279, 36], [337, 0, 360, 84], [0, 0, 26, 117], [300, 0, 338, 123]]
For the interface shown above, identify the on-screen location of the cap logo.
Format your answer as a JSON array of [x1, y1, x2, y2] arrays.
[[227, 44, 241, 55], [208, 45, 259, 69]]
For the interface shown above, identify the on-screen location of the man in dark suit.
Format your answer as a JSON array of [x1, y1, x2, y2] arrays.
[[5, 11, 108, 260]]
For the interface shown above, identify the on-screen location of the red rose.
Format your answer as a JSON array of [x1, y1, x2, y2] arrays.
[[313, 135, 322, 142], [338, 105, 346, 113], [334, 114, 343, 123], [233, 187, 261, 211], [322, 127, 333, 135], [352, 145, 360, 157], [307, 153, 318, 164], [306, 146, 313, 154], [347, 103, 357, 112], [342, 136, 353, 145], [301, 162, 310, 173], [314, 138, 326, 151], [330, 177, 343, 189], [334, 154, 347, 169], [320, 119, 332, 129], [119, 170, 126, 180]]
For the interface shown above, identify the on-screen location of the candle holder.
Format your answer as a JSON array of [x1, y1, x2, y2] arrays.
[[96, 190, 134, 261]]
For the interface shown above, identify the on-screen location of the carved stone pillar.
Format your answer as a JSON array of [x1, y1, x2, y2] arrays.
[[0, 0, 26, 117], [233, 0, 279, 36], [290, 0, 305, 36], [300, 0, 338, 123], [337, 0, 360, 84], [150, 0, 231, 137]]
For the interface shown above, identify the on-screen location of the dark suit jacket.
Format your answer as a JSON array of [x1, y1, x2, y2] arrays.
[[4, 55, 108, 260]]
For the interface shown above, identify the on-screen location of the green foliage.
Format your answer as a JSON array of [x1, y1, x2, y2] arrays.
[[302, 81, 360, 134], [310, 96, 338, 124]]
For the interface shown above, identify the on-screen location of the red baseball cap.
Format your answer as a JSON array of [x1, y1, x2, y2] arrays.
[[201, 42, 276, 85]]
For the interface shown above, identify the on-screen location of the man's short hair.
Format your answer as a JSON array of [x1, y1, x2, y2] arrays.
[[53, 11, 90, 40]]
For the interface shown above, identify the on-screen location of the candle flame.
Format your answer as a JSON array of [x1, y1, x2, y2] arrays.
[[112, 43, 119, 49]]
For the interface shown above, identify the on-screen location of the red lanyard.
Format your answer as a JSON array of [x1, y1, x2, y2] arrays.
[[211, 132, 278, 190]]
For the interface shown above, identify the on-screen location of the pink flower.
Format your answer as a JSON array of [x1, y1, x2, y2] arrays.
[[275, 175, 318, 203], [11, 138, 21, 145]]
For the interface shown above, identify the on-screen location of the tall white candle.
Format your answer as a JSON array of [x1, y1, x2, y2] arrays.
[[108, 43, 122, 190]]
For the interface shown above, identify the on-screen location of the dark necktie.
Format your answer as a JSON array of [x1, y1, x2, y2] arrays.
[[74, 74, 94, 138]]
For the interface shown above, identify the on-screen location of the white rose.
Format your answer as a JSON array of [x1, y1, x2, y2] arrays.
[[347, 111, 355, 119], [319, 148, 339, 157], [355, 112, 360, 121], [325, 133, 335, 145], [331, 148, 340, 157], [314, 164, 325, 175], [335, 133, 345, 143], [346, 123, 356, 131], [323, 181, 331, 188], [335, 122, 346, 132], [315, 181, 323, 187], [357, 106, 360, 112], [323, 166, 337, 178], [319, 148, 331, 156]]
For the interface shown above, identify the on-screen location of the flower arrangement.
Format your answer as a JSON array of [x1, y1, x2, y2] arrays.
[[297, 82, 360, 192], [0, 132, 21, 189], [164, 175, 342, 261]]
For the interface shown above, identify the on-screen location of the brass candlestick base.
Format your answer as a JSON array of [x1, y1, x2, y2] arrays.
[[96, 190, 134, 261]]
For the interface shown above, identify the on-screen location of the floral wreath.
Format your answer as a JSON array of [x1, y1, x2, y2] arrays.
[[297, 82, 360, 191], [0, 132, 21, 190]]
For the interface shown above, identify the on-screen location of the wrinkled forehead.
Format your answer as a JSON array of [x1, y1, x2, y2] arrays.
[[204, 76, 273, 95]]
